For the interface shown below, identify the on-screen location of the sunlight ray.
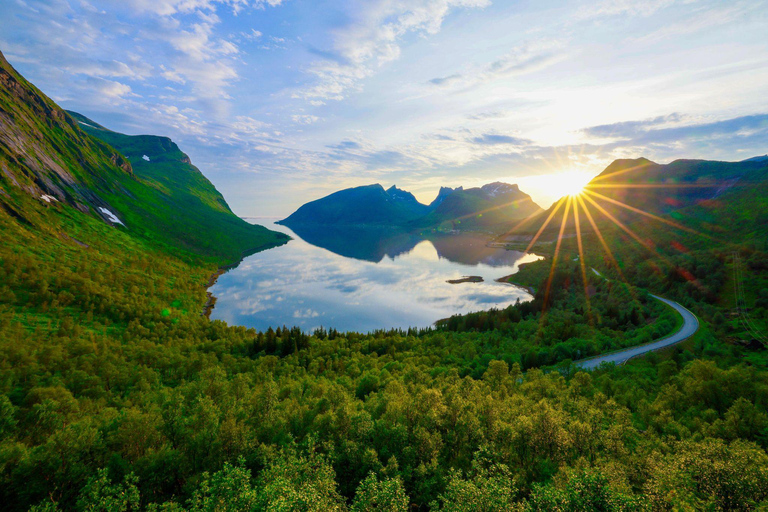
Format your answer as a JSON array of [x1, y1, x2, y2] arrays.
[[581, 193, 668, 261], [583, 189, 713, 239], [581, 192, 712, 293], [587, 183, 723, 189], [496, 210, 545, 241], [542, 196, 572, 314], [581, 193, 712, 296], [444, 197, 540, 225], [576, 195, 619, 272], [524, 196, 566, 254], [577, 195, 644, 316], [572, 198, 594, 326], [589, 161, 655, 183]]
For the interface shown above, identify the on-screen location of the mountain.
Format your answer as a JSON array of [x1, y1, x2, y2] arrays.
[[278, 183, 430, 227], [0, 49, 286, 262], [503, 156, 768, 244], [280, 181, 542, 232], [429, 186, 462, 208], [66, 111, 288, 260], [413, 182, 543, 232], [0, 52, 132, 219]]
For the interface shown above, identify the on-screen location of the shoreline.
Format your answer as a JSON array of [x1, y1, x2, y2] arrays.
[[201, 237, 290, 318], [494, 261, 537, 295], [202, 268, 226, 318], [495, 272, 536, 295]]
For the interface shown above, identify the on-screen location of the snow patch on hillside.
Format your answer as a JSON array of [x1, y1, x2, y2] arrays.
[[98, 207, 125, 226], [40, 194, 58, 203], [77, 120, 96, 129], [142, 155, 150, 161]]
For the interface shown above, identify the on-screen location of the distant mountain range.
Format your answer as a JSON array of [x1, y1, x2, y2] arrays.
[[279, 181, 543, 232]]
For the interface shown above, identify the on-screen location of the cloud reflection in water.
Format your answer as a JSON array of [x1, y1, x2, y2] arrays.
[[210, 223, 542, 332]]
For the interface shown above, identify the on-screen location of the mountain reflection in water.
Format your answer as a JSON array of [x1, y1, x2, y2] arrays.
[[209, 222, 542, 332]]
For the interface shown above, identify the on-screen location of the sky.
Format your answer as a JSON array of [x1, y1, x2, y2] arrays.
[[1, 0, 767, 217]]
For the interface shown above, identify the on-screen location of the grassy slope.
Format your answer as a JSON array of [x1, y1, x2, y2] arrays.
[[65, 111, 289, 263], [1, 47, 286, 265]]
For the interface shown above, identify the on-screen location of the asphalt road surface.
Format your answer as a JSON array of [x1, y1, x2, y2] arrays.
[[576, 294, 700, 370]]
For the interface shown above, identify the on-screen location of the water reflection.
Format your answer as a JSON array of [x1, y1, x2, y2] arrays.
[[209, 222, 542, 332]]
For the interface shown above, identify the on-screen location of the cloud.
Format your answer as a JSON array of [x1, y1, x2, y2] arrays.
[[582, 113, 685, 138], [630, 114, 768, 147], [84, 77, 134, 99], [428, 73, 462, 86], [112, 0, 285, 17], [293, 0, 490, 102], [466, 110, 510, 120], [291, 114, 319, 124], [427, 41, 565, 90], [471, 134, 532, 146], [328, 140, 363, 150], [582, 113, 768, 149], [575, 0, 676, 21]]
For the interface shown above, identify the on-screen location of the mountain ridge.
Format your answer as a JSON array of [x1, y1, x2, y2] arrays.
[[280, 181, 543, 232], [500, 155, 768, 244]]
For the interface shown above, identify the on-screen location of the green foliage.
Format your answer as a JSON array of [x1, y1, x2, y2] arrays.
[[2, 189, 768, 510], [351, 473, 408, 512], [432, 456, 525, 511], [187, 461, 259, 512], [645, 439, 768, 510], [254, 450, 347, 511], [76, 469, 141, 512]]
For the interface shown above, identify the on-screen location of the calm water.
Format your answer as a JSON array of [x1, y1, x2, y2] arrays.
[[209, 221, 542, 332]]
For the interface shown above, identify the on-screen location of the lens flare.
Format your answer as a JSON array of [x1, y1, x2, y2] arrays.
[[556, 170, 590, 197]]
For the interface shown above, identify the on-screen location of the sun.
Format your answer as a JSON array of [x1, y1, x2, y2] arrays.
[[554, 170, 590, 197]]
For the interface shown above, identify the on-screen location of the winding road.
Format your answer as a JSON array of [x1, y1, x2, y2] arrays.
[[575, 284, 700, 370]]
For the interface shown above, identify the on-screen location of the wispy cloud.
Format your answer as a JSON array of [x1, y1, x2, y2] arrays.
[[111, 0, 285, 17], [427, 41, 566, 90], [582, 113, 686, 139], [471, 134, 532, 146], [293, 0, 490, 102], [575, 0, 676, 21]]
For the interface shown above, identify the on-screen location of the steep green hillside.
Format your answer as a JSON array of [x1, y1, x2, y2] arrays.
[[66, 111, 288, 261], [0, 52, 133, 213], [0, 49, 286, 263], [508, 157, 768, 244]]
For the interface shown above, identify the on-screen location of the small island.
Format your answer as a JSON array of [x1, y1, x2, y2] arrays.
[[447, 275, 484, 284]]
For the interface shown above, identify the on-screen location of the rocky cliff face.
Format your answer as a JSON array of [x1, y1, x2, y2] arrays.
[[0, 50, 132, 222]]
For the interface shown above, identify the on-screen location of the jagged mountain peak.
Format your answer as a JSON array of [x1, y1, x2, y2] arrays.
[[480, 182, 520, 198], [386, 185, 420, 203], [429, 186, 462, 208]]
